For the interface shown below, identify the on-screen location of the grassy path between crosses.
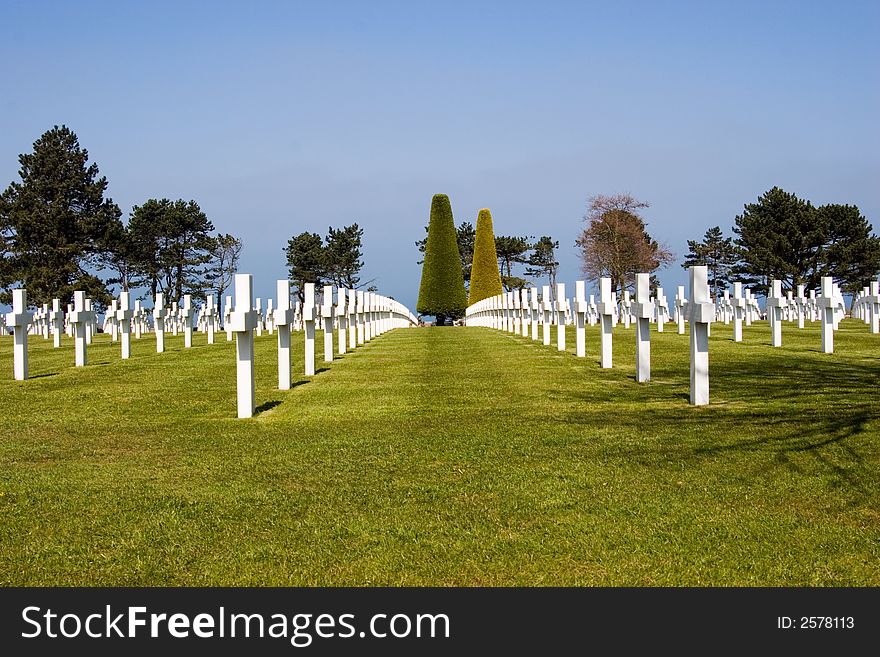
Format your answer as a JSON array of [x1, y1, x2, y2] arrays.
[[0, 320, 878, 585]]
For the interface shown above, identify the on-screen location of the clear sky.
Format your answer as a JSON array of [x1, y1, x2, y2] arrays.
[[2, 0, 878, 311]]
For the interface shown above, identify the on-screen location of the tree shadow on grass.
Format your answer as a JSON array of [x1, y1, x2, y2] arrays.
[[559, 354, 879, 508]]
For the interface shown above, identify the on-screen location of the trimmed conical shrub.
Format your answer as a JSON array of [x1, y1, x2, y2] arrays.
[[467, 208, 504, 305], [417, 194, 467, 325]]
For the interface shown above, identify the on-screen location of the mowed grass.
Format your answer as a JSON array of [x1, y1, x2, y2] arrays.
[[0, 318, 878, 586]]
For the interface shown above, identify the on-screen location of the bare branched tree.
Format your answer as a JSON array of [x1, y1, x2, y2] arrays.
[[576, 194, 674, 297]]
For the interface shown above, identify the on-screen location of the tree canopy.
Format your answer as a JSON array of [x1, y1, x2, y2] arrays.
[[525, 236, 560, 296], [682, 226, 738, 299], [285, 223, 364, 302], [416, 220, 475, 287], [125, 198, 217, 302], [205, 233, 243, 304], [416, 194, 467, 324], [495, 235, 533, 292], [576, 194, 674, 297], [467, 208, 504, 305], [324, 223, 364, 288], [0, 125, 122, 307], [733, 187, 880, 294]]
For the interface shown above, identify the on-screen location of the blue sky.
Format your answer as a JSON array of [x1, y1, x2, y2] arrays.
[[2, 0, 878, 311]]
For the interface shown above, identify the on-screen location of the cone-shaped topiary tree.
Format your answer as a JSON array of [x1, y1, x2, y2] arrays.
[[467, 208, 504, 305], [417, 194, 467, 325]]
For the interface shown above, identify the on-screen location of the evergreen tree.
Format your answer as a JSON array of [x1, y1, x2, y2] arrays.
[[285, 231, 327, 303], [467, 208, 503, 305], [733, 187, 880, 294], [415, 221, 475, 286], [733, 187, 820, 294], [681, 226, 738, 299], [495, 235, 533, 292], [816, 204, 880, 293], [324, 223, 364, 288], [416, 194, 467, 325], [525, 236, 559, 296], [0, 125, 122, 307], [127, 198, 216, 302], [456, 221, 476, 286]]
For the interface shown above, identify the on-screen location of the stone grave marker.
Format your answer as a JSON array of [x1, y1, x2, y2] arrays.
[[304, 283, 317, 375], [556, 283, 566, 351], [796, 285, 807, 329], [632, 273, 652, 382], [655, 287, 668, 332], [347, 288, 357, 350], [275, 279, 296, 390], [153, 292, 167, 353], [182, 295, 194, 348], [336, 288, 348, 355], [225, 295, 233, 341], [732, 282, 744, 343], [322, 284, 334, 362], [688, 266, 714, 406], [542, 285, 552, 346], [529, 288, 539, 340], [6, 289, 32, 380], [766, 279, 786, 347], [574, 280, 587, 358], [868, 281, 880, 334], [205, 295, 216, 344], [69, 290, 93, 368], [598, 277, 614, 369], [117, 291, 133, 359], [50, 299, 63, 348], [675, 285, 686, 334], [818, 276, 835, 354], [228, 274, 257, 418], [255, 297, 263, 337]]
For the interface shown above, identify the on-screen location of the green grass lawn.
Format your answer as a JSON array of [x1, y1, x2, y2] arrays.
[[0, 319, 878, 585]]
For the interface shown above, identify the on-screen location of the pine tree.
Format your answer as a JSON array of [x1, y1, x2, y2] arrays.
[[127, 198, 216, 302], [324, 223, 364, 288], [525, 236, 559, 295], [733, 187, 820, 294], [732, 187, 880, 294], [285, 232, 327, 303], [468, 208, 504, 305], [816, 204, 880, 293], [494, 235, 532, 292], [0, 125, 122, 307], [416, 194, 467, 325], [681, 226, 738, 299]]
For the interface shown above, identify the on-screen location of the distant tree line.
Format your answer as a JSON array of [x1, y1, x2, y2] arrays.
[[284, 224, 365, 302], [416, 223, 560, 295], [0, 125, 242, 310], [683, 187, 880, 296]]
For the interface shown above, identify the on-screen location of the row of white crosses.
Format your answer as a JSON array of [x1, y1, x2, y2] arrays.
[[230, 275, 418, 418], [13, 297, 97, 347], [465, 268, 716, 404], [3, 290, 97, 379], [851, 282, 880, 334], [764, 277, 848, 353]]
